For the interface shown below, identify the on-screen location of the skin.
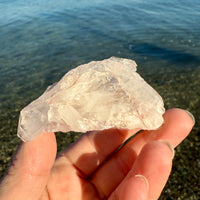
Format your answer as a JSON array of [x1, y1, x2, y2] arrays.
[[0, 108, 194, 200]]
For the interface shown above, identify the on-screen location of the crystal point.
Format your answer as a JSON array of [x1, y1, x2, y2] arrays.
[[17, 57, 165, 141]]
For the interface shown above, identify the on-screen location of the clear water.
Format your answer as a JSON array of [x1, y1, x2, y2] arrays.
[[1, 2, 200, 197], [0, 0, 200, 134], [0, 0, 200, 129]]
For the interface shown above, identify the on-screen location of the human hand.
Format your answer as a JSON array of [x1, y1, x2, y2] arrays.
[[0, 108, 194, 200]]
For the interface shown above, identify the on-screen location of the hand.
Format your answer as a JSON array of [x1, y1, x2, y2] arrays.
[[0, 108, 194, 200]]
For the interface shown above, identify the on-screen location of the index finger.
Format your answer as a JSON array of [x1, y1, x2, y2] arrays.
[[126, 108, 195, 156]]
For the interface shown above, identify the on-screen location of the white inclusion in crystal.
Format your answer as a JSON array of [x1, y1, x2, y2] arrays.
[[17, 57, 165, 142]]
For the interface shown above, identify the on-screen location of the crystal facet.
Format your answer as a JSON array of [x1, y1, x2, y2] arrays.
[[17, 57, 165, 141]]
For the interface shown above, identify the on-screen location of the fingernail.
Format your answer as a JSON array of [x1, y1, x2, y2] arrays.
[[158, 140, 175, 159], [184, 110, 195, 125], [134, 175, 149, 190]]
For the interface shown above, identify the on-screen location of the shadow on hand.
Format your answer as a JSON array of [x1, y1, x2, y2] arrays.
[[73, 129, 138, 198]]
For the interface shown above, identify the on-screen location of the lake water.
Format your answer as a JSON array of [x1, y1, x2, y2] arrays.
[[0, 0, 200, 198], [0, 0, 200, 104]]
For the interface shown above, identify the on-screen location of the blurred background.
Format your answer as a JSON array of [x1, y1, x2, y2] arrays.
[[0, 0, 199, 199]]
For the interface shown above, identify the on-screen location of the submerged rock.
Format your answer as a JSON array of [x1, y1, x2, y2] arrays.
[[17, 57, 165, 141]]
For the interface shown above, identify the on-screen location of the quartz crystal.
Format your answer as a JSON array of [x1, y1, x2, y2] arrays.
[[17, 57, 165, 141]]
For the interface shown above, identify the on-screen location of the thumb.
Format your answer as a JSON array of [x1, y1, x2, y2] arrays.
[[0, 132, 57, 200]]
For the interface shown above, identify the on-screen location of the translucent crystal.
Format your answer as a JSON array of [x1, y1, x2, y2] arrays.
[[17, 57, 165, 141]]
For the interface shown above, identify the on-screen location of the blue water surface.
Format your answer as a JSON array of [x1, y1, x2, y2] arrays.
[[0, 0, 200, 109]]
